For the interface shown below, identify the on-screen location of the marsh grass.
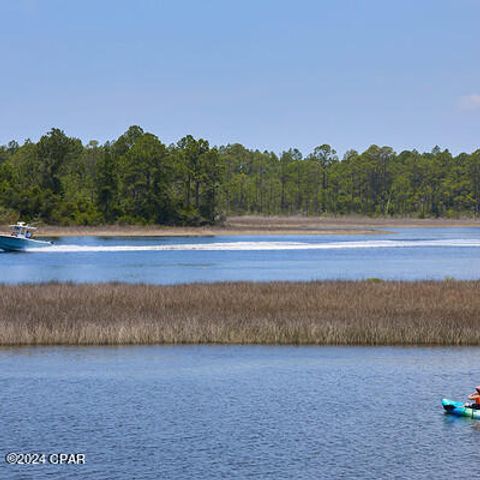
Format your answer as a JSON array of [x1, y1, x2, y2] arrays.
[[1, 281, 479, 346]]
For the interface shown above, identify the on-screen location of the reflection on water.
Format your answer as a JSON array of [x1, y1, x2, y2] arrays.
[[1, 227, 480, 284], [1, 345, 480, 479]]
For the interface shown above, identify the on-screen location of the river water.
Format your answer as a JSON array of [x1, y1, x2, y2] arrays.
[[1, 227, 480, 283], [1, 345, 479, 480], [3, 228, 480, 479]]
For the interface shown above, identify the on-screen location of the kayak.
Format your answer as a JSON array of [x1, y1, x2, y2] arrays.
[[442, 398, 480, 419]]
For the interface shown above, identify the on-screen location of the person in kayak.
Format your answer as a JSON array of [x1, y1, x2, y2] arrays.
[[467, 386, 480, 409]]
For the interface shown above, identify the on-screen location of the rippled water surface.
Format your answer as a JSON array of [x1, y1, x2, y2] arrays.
[[1, 227, 480, 283], [1, 346, 480, 479]]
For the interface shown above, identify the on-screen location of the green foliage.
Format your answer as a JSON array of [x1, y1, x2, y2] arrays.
[[0, 126, 479, 225]]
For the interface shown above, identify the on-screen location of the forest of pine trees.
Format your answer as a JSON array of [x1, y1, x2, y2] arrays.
[[1, 126, 480, 225]]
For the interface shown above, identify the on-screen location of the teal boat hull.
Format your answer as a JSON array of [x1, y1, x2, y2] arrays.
[[0, 234, 52, 252], [442, 398, 480, 419]]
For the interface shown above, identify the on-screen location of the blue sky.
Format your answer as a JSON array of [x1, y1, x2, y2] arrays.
[[0, 0, 479, 155]]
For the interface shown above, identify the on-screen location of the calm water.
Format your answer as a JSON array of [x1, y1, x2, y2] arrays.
[[1, 345, 479, 480], [1, 227, 480, 283]]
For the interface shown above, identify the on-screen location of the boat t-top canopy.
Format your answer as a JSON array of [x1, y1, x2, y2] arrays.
[[9, 222, 37, 231], [9, 222, 37, 238]]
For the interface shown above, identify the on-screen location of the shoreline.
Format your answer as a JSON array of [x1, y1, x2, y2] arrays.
[[3, 215, 480, 237], [32, 226, 388, 237], [1, 280, 479, 346]]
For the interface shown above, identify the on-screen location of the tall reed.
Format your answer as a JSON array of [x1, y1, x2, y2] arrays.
[[0, 281, 479, 346]]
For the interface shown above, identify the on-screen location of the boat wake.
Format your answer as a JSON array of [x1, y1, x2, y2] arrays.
[[25, 238, 480, 253]]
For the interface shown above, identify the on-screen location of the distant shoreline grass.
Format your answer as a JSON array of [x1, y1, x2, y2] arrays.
[[3, 214, 480, 238], [1, 280, 479, 346]]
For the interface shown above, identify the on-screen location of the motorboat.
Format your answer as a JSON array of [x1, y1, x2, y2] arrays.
[[0, 222, 53, 252]]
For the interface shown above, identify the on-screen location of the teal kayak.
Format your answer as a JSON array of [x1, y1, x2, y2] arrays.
[[442, 399, 480, 419]]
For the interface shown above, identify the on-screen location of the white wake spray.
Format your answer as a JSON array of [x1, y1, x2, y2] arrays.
[[25, 239, 480, 253]]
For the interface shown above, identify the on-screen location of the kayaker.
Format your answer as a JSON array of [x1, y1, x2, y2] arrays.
[[467, 386, 480, 409]]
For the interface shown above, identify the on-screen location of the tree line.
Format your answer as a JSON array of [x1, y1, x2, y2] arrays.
[[0, 125, 479, 225]]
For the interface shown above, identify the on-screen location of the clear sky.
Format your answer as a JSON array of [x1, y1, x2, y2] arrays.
[[1, 0, 479, 156]]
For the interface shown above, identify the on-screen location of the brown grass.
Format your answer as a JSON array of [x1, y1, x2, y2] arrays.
[[7, 215, 477, 237], [227, 215, 480, 228], [0, 223, 382, 237], [31, 224, 382, 237], [1, 281, 479, 346]]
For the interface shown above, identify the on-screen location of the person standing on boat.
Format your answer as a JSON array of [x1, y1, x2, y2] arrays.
[[467, 386, 480, 409]]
